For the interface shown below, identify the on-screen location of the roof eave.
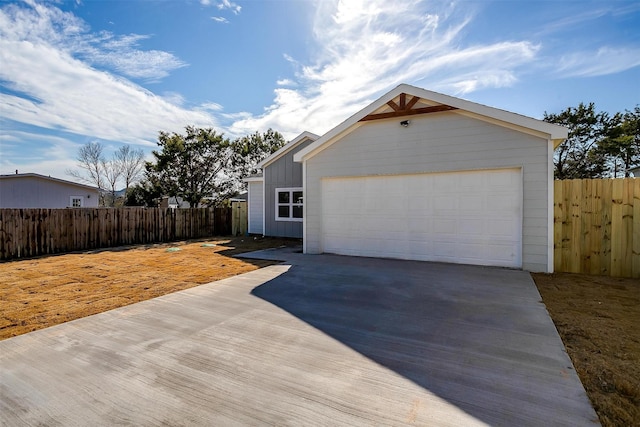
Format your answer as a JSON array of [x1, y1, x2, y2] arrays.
[[0, 173, 100, 191], [257, 131, 320, 168], [294, 83, 570, 162]]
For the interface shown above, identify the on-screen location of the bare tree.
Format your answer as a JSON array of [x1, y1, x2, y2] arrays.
[[67, 141, 106, 190], [101, 158, 122, 207], [114, 145, 145, 194], [68, 141, 146, 206]]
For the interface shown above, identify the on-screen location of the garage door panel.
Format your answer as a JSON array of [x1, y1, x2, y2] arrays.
[[321, 169, 522, 268], [461, 196, 483, 212], [458, 218, 484, 235]]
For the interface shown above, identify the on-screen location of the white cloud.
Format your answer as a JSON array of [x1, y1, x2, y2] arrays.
[[537, 3, 640, 37], [199, 102, 224, 112], [0, 2, 217, 147], [0, 130, 86, 178], [276, 78, 296, 86], [211, 16, 229, 24], [161, 92, 186, 106], [557, 47, 640, 77], [217, 0, 241, 15], [228, 0, 540, 139], [0, 1, 186, 82]]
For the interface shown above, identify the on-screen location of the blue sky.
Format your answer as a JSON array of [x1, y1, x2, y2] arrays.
[[1, 0, 639, 182]]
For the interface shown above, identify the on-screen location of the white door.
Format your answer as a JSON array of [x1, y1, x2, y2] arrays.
[[321, 169, 522, 267], [247, 181, 264, 234]]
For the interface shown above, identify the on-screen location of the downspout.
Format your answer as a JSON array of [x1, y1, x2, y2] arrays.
[[547, 139, 555, 273], [302, 159, 307, 254]]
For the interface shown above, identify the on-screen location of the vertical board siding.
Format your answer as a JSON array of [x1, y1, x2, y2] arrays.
[[554, 178, 639, 278], [0, 207, 230, 261], [264, 138, 313, 238]]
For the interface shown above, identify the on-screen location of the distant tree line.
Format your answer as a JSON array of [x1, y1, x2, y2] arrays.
[[69, 127, 285, 208], [544, 104, 639, 179], [71, 102, 637, 208]]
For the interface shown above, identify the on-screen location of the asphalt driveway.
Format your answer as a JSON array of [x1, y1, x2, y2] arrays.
[[1, 249, 598, 426]]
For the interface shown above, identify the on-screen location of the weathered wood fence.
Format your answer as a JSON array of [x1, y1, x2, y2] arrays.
[[554, 178, 640, 278], [0, 207, 232, 261]]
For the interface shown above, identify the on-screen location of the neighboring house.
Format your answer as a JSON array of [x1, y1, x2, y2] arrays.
[[230, 192, 248, 202], [290, 84, 568, 273], [0, 173, 99, 208], [628, 165, 640, 177], [244, 131, 319, 237], [159, 196, 190, 209]]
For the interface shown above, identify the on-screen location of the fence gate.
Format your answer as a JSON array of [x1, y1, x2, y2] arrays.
[[231, 201, 247, 236]]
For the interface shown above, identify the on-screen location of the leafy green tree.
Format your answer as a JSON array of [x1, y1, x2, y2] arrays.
[[598, 106, 640, 177], [544, 103, 609, 179], [145, 126, 233, 208], [123, 179, 163, 207], [230, 128, 286, 183]]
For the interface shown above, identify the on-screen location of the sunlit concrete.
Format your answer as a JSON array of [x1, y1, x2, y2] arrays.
[[1, 249, 598, 426]]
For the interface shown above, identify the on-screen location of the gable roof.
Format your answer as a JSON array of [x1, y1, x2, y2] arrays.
[[294, 84, 569, 163], [258, 131, 319, 168], [0, 173, 99, 191]]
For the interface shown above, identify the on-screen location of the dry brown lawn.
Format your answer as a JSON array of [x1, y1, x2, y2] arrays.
[[0, 236, 298, 339], [533, 272, 640, 427], [1, 243, 637, 426]]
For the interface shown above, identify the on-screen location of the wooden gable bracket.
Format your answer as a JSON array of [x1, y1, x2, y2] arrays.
[[359, 93, 458, 122]]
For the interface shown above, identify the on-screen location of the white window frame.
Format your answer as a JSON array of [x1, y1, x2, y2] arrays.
[[275, 187, 303, 222], [69, 196, 83, 208]]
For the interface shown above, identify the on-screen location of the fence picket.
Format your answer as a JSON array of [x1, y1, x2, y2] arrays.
[[0, 207, 227, 261], [554, 178, 637, 278], [633, 179, 640, 277]]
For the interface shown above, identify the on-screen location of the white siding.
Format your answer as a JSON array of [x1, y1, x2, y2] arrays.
[[304, 112, 551, 272], [0, 176, 99, 208], [247, 181, 264, 235]]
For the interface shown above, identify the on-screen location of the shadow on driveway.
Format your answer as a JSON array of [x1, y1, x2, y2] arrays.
[[250, 253, 599, 426]]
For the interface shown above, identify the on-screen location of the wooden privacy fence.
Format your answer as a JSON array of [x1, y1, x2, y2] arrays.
[[0, 207, 232, 261], [554, 178, 640, 278]]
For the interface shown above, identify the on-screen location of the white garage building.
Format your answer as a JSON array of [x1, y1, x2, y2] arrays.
[[293, 84, 567, 272]]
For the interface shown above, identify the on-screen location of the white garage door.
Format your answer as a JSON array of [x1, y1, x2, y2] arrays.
[[321, 169, 522, 267]]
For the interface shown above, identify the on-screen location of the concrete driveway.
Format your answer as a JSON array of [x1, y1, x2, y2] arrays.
[[1, 249, 598, 426]]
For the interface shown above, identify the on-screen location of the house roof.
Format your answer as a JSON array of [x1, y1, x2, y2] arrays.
[[243, 174, 264, 182], [0, 173, 99, 191], [258, 131, 319, 168], [294, 84, 569, 163]]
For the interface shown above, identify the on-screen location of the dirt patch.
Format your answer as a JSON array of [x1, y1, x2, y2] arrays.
[[0, 236, 299, 340], [3, 244, 637, 426], [532, 272, 640, 427]]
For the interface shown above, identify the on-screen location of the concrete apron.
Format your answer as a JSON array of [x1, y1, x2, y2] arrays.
[[1, 249, 599, 426]]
